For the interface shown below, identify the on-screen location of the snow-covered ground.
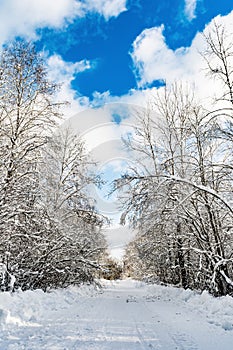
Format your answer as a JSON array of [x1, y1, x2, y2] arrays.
[[0, 279, 233, 349]]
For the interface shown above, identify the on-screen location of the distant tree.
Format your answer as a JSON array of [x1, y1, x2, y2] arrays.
[[37, 127, 108, 289], [100, 257, 122, 280]]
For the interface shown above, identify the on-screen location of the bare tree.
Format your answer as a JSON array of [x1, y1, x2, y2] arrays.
[[202, 21, 233, 154], [117, 82, 233, 296], [0, 40, 108, 291], [0, 40, 63, 283]]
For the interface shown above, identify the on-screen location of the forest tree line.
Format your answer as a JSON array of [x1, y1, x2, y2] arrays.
[[117, 22, 233, 296], [0, 40, 108, 291], [0, 22, 232, 297]]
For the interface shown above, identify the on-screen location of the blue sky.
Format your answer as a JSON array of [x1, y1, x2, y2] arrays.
[[0, 0, 232, 107], [0, 0, 232, 222], [34, 0, 233, 100]]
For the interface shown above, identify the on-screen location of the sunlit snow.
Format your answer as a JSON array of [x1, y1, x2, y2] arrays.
[[0, 279, 233, 349]]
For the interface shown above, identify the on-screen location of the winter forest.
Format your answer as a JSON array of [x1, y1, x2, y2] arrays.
[[0, 22, 233, 298], [0, 40, 108, 291]]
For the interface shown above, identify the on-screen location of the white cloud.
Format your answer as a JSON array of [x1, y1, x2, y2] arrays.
[[46, 9, 233, 224], [130, 10, 233, 105], [46, 54, 149, 120], [0, 0, 80, 43], [0, 0, 127, 114], [131, 25, 185, 86], [130, 24, 204, 87], [47, 54, 92, 80], [63, 103, 142, 223], [184, 0, 197, 21], [47, 54, 93, 118], [0, 0, 127, 44], [49, 9, 233, 125], [83, 0, 127, 20], [105, 225, 136, 260]]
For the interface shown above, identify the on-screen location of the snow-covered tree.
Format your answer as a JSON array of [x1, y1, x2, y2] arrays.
[[0, 40, 108, 291], [0, 40, 62, 287], [118, 81, 233, 296], [37, 127, 107, 289]]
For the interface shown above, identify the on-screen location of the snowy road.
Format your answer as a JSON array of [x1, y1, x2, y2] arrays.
[[0, 279, 233, 349]]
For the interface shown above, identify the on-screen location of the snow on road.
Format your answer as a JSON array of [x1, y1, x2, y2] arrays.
[[0, 279, 233, 349]]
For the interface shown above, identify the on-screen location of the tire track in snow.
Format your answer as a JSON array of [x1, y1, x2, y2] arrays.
[[171, 332, 199, 350], [139, 291, 200, 350], [1, 280, 232, 349]]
